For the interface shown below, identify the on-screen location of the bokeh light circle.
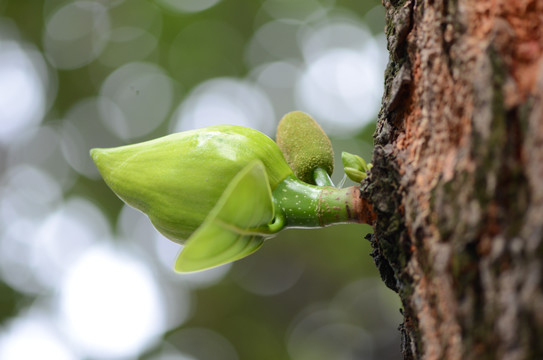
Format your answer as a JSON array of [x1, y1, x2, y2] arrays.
[[156, 0, 222, 14], [99, 27, 158, 68], [0, 314, 76, 360], [100, 62, 174, 140], [288, 306, 373, 360], [58, 245, 166, 359], [295, 19, 387, 136], [0, 197, 108, 295], [43, 1, 110, 69], [0, 41, 48, 143], [262, 0, 334, 21], [296, 48, 383, 135], [170, 78, 275, 136], [60, 97, 121, 178], [168, 328, 239, 360]]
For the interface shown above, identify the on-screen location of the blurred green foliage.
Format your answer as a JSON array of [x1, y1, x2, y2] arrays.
[[0, 0, 402, 359]]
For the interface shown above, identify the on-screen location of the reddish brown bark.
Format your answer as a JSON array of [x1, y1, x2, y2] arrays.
[[365, 0, 543, 359]]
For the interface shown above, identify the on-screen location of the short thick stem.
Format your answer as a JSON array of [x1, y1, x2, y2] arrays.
[[313, 167, 334, 186], [271, 176, 375, 229]]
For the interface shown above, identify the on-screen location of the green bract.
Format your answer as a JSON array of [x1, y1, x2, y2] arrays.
[[91, 125, 293, 272], [341, 151, 372, 183], [175, 161, 274, 272]]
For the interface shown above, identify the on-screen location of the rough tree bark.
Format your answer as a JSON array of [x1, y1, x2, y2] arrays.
[[363, 0, 543, 359]]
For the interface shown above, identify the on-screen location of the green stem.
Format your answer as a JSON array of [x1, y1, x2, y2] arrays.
[[313, 167, 334, 187], [270, 175, 375, 230]]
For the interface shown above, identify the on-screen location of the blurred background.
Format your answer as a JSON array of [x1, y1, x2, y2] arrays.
[[0, 0, 402, 359]]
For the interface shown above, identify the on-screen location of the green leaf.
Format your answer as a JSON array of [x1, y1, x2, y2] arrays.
[[175, 161, 276, 273]]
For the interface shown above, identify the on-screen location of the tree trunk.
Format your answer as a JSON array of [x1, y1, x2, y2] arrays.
[[364, 0, 543, 359]]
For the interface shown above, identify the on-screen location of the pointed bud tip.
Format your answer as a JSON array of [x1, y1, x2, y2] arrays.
[[341, 151, 364, 171], [89, 148, 114, 179], [90, 148, 106, 169], [90, 148, 101, 162]]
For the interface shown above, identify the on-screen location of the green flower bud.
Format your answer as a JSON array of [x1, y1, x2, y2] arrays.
[[90, 123, 375, 273], [341, 152, 371, 183], [344, 166, 367, 183], [91, 125, 293, 245], [341, 151, 366, 171], [276, 111, 334, 184]]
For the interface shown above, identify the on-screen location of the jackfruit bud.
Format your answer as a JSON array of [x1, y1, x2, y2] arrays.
[[91, 125, 293, 244], [276, 111, 334, 184]]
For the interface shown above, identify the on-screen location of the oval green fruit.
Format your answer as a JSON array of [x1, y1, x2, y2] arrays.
[[276, 111, 334, 184]]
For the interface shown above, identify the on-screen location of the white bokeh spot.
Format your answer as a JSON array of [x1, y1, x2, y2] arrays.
[[58, 245, 166, 359], [170, 78, 275, 136], [295, 19, 387, 136], [156, 0, 222, 14], [0, 313, 76, 360], [43, 1, 110, 69], [0, 41, 48, 143], [100, 62, 174, 140]]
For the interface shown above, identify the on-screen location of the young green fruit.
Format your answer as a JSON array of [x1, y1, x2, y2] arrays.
[[276, 111, 334, 185]]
